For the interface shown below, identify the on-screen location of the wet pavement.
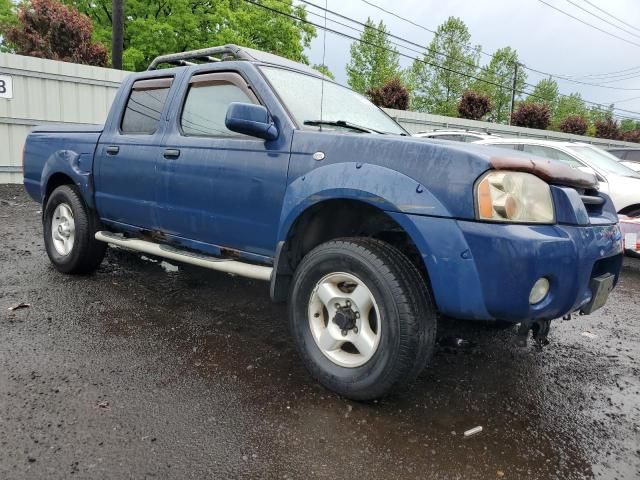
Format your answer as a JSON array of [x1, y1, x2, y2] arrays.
[[1, 184, 639, 479]]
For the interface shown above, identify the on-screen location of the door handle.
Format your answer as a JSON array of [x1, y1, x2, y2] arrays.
[[163, 148, 181, 159], [106, 146, 119, 155]]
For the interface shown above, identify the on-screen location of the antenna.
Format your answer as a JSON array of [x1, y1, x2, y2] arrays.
[[319, 0, 328, 129]]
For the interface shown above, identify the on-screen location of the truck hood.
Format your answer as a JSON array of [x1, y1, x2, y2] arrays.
[[289, 131, 597, 219]]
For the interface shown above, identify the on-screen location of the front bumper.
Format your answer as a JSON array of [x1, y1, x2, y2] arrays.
[[389, 212, 624, 322]]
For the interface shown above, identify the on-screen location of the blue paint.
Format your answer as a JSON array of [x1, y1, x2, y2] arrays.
[[22, 55, 624, 322]]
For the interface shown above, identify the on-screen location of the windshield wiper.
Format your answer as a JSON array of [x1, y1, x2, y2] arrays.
[[303, 120, 385, 134]]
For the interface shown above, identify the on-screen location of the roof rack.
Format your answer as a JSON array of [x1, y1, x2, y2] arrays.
[[147, 44, 255, 71]]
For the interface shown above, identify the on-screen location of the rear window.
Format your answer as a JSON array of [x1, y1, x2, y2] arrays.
[[121, 78, 173, 134]]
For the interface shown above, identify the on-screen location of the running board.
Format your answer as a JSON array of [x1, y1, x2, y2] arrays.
[[95, 231, 272, 281]]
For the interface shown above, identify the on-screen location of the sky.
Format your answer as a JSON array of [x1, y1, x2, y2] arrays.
[[303, 0, 640, 121]]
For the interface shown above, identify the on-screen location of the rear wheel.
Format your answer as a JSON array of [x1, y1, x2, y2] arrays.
[[43, 185, 106, 274], [289, 238, 436, 400]]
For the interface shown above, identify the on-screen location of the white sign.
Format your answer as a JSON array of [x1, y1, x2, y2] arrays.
[[0, 75, 13, 99]]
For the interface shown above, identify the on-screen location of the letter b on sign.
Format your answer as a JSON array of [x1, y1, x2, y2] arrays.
[[0, 75, 13, 99]]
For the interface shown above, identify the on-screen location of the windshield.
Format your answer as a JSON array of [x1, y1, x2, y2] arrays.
[[565, 145, 640, 178], [260, 66, 407, 135]]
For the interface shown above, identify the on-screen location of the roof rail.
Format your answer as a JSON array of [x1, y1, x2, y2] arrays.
[[147, 44, 255, 71]]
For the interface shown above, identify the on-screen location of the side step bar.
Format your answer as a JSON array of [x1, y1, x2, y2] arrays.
[[95, 231, 272, 281]]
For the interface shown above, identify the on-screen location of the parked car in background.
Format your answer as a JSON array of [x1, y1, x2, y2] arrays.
[[619, 215, 640, 258], [414, 129, 499, 143], [474, 139, 640, 216], [608, 148, 640, 172]]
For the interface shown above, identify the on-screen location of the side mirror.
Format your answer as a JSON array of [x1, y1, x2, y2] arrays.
[[225, 102, 278, 141]]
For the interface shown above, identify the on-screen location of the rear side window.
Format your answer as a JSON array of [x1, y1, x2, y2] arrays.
[[626, 151, 640, 162], [522, 145, 582, 168], [490, 143, 520, 150], [121, 77, 173, 134], [180, 73, 256, 137]]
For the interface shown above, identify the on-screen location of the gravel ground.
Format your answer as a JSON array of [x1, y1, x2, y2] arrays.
[[1, 184, 639, 480]]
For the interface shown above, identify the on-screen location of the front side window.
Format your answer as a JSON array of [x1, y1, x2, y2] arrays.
[[565, 145, 640, 178], [121, 78, 173, 134], [181, 76, 254, 137], [261, 66, 407, 135]]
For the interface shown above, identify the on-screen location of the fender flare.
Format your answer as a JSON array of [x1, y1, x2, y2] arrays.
[[276, 162, 451, 244]]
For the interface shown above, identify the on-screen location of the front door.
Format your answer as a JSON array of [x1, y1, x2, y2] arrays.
[[156, 71, 290, 257], [95, 77, 175, 230]]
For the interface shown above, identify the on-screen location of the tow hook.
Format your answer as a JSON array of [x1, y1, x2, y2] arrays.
[[516, 319, 551, 348]]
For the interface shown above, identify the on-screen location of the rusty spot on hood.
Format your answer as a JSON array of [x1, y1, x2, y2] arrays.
[[489, 155, 597, 189]]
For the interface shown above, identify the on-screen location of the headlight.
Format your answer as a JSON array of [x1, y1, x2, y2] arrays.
[[476, 171, 555, 223]]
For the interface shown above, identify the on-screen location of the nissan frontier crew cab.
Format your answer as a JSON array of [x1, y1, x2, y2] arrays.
[[23, 45, 623, 400]]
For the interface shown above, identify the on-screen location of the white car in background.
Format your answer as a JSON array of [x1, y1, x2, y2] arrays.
[[414, 129, 500, 143], [473, 139, 640, 216]]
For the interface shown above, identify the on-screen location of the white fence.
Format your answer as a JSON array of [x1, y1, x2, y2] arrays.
[[0, 53, 637, 184], [0, 53, 129, 183]]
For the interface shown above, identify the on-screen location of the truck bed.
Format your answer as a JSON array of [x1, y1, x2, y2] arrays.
[[23, 124, 104, 204]]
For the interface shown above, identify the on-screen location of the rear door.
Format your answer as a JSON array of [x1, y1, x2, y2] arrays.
[[156, 70, 291, 257], [94, 77, 175, 230]]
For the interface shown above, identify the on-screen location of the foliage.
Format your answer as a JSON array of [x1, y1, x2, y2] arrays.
[[5, 0, 107, 66], [313, 64, 334, 80], [408, 17, 480, 116], [558, 115, 588, 135], [526, 77, 558, 111], [553, 93, 587, 127], [594, 118, 620, 140], [62, 0, 316, 71], [346, 18, 400, 94], [588, 104, 614, 125], [0, 0, 17, 52], [511, 103, 551, 130], [367, 77, 409, 110], [471, 47, 524, 123], [619, 119, 640, 132], [621, 129, 640, 143], [457, 90, 491, 120]]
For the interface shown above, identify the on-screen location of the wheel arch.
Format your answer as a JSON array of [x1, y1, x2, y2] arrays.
[[270, 197, 434, 303], [619, 203, 640, 216]]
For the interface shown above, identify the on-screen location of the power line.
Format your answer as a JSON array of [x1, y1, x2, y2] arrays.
[[562, 0, 640, 40], [524, 65, 640, 91], [243, 0, 640, 121], [583, 0, 640, 34], [353, 0, 640, 93], [537, 0, 640, 49], [359, 0, 495, 60], [299, 0, 493, 79]]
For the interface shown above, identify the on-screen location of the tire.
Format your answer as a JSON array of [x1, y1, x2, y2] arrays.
[[289, 238, 436, 401], [43, 185, 106, 274]]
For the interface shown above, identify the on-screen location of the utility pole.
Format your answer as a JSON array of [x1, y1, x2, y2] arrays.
[[112, 0, 124, 70], [509, 62, 520, 125]]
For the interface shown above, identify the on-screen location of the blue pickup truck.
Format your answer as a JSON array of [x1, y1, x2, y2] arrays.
[[23, 45, 623, 400]]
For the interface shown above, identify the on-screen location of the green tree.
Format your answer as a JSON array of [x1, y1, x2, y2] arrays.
[[408, 17, 480, 116], [472, 47, 525, 123], [346, 18, 400, 94], [527, 77, 559, 111], [553, 93, 587, 127], [620, 119, 640, 132], [313, 63, 334, 80], [62, 0, 316, 71], [0, 0, 17, 52]]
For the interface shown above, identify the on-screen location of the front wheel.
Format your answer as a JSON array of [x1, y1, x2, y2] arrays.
[[43, 185, 106, 274], [289, 238, 436, 400]]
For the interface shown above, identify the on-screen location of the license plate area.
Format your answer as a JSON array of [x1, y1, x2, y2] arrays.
[[580, 274, 615, 315]]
